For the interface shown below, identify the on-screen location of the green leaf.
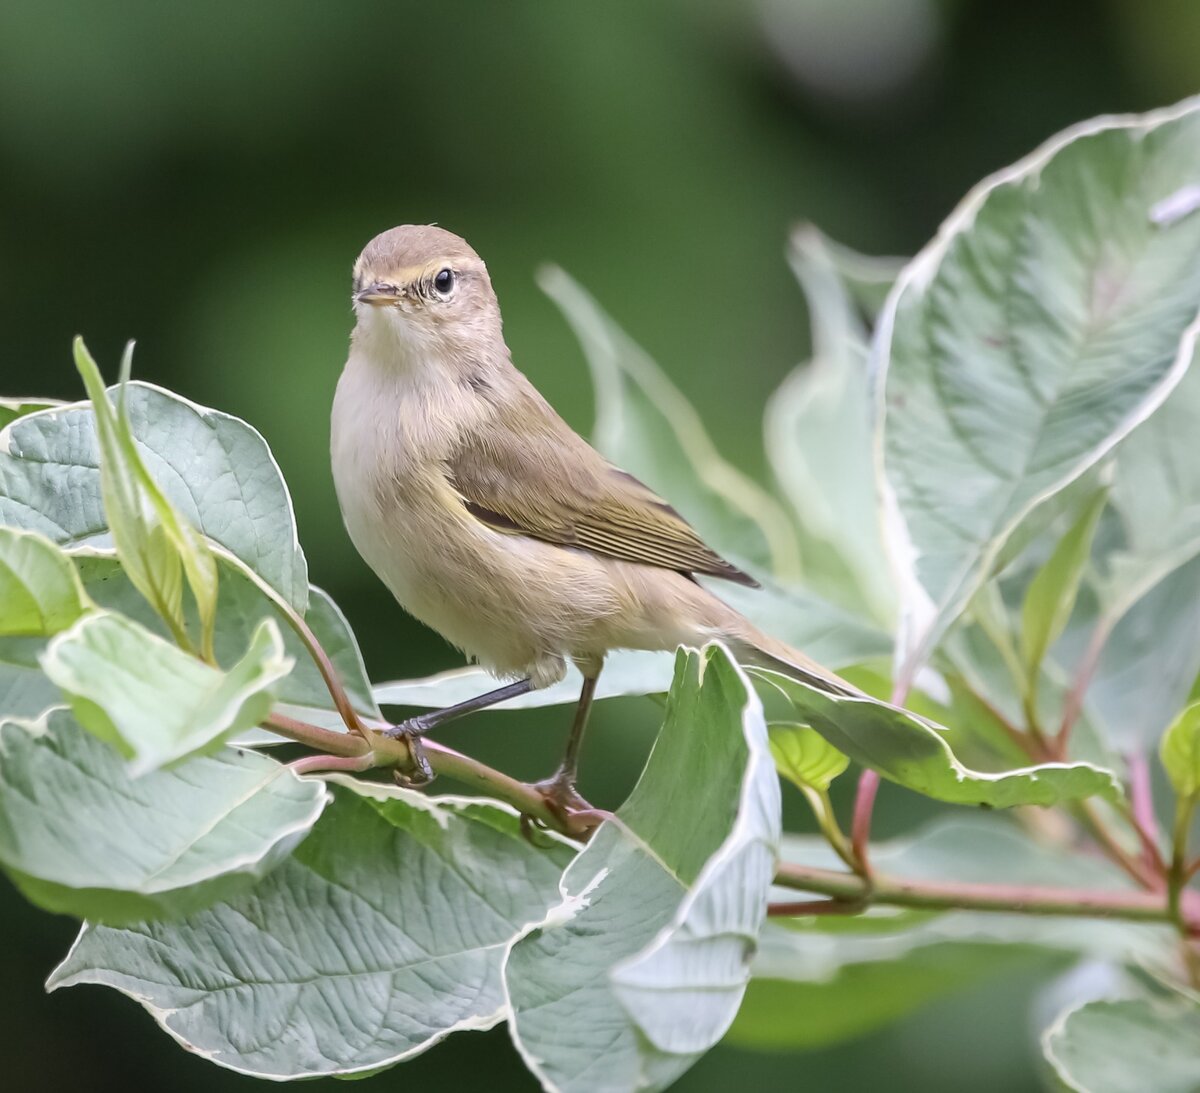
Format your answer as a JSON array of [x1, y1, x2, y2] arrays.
[[1099, 352, 1200, 622], [0, 551, 376, 734], [74, 553, 378, 727], [40, 612, 292, 774], [48, 783, 573, 1079], [755, 668, 1121, 807], [0, 397, 61, 429], [764, 226, 897, 623], [0, 377, 308, 612], [505, 645, 780, 1093], [1159, 701, 1200, 799], [1019, 486, 1108, 684], [1079, 554, 1200, 753], [73, 341, 191, 645], [879, 98, 1200, 683], [0, 526, 90, 636], [769, 722, 848, 791], [0, 636, 62, 718], [793, 223, 904, 320], [541, 265, 802, 580], [75, 340, 221, 654], [729, 816, 1171, 1051], [1042, 998, 1200, 1093], [0, 709, 326, 923]]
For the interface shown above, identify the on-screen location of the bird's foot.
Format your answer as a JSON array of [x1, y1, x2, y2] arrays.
[[520, 770, 612, 842], [381, 717, 435, 787]]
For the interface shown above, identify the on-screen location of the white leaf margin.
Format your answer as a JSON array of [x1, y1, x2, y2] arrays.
[[46, 781, 578, 1081], [501, 642, 782, 1090], [872, 95, 1200, 684], [0, 382, 308, 612]]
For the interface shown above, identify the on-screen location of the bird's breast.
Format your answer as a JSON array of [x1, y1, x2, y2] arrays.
[[330, 349, 656, 681]]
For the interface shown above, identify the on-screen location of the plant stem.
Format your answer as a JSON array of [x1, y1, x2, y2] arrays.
[[802, 786, 860, 875], [1022, 691, 1049, 753], [1167, 797, 1194, 926], [1055, 621, 1110, 757], [850, 770, 879, 876], [773, 860, 1192, 926], [265, 711, 370, 755], [1167, 798, 1200, 985], [960, 670, 1165, 891], [289, 752, 376, 776], [286, 609, 373, 741], [850, 678, 911, 875], [1076, 799, 1162, 890], [262, 712, 593, 840], [970, 686, 1040, 761], [1127, 752, 1167, 876], [211, 545, 372, 742]]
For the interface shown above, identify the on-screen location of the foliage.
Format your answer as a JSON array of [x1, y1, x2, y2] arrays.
[[3, 98, 1200, 1091]]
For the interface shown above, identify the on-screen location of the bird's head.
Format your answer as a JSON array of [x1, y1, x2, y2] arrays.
[[351, 225, 504, 363]]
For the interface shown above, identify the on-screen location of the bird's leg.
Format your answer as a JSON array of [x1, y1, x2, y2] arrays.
[[383, 677, 535, 788], [383, 677, 534, 740], [533, 671, 601, 817]]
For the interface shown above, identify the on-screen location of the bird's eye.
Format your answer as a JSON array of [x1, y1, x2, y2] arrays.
[[433, 268, 455, 296]]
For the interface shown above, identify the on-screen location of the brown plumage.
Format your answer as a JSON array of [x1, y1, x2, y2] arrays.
[[331, 225, 853, 804], [446, 379, 758, 588]]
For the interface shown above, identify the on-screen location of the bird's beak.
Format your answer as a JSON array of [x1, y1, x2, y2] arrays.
[[354, 282, 402, 306]]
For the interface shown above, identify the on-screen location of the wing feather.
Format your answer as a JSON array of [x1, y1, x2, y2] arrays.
[[446, 386, 758, 587]]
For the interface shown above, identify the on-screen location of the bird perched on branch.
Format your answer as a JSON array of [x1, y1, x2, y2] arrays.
[[331, 225, 851, 814]]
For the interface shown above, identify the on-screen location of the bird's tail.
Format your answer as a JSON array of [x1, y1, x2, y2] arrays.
[[626, 568, 863, 699], [704, 598, 862, 700], [723, 625, 861, 699]]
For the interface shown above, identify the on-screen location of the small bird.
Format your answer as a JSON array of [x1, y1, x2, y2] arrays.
[[331, 225, 851, 812]]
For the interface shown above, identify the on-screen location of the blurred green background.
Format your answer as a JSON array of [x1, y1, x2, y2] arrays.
[[1, 0, 1195, 1088]]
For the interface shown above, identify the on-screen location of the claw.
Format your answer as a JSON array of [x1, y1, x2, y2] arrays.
[[526, 772, 612, 840], [519, 812, 558, 848], [383, 721, 435, 786], [533, 775, 594, 820]]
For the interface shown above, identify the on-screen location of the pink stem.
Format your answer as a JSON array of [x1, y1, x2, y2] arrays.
[[851, 770, 880, 874], [1128, 752, 1165, 873], [288, 752, 376, 776], [850, 678, 911, 874]]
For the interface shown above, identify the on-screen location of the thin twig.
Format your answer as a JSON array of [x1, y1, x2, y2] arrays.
[[1076, 799, 1162, 890], [265, 712, 369, 756], [965, 685, 1040, 760], [1168, 800, 1194, 927], [261, 712, 594, 841], [801, 786, 860, 875], [1055, 623, 1109, 757], [210, 544, 372, 742], [773, 860, 1195, 927], [850, 770, 879, 876], [285, 608, 373, 742], [850, 678, 910, 875], [1127, 752, 1167, 875], [289, 752, 376, 776]]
